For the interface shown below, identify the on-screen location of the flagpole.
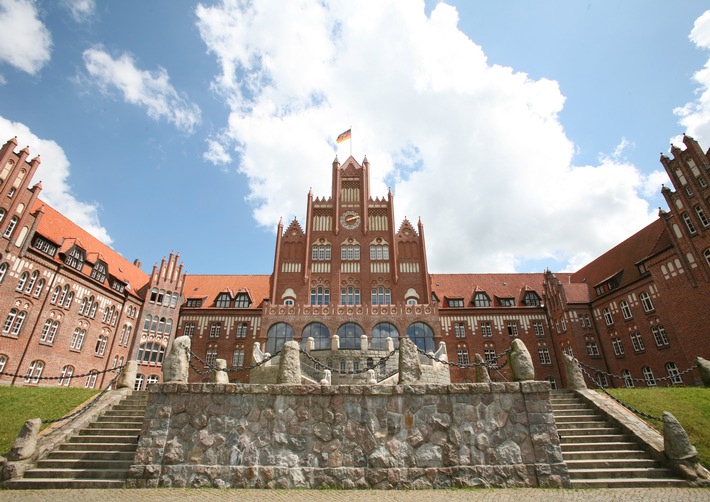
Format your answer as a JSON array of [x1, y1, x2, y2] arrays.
[[350, 125, 352, 157]]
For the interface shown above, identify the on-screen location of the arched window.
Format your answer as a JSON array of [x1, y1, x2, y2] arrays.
[[302, 322, 330, 350], [64, 291, 74, 309], [24, 360, 44, 383], [0, 262, 8, 283], [24, 270, 39, 294], [137, 342, 166, 363], [80, 297, 88, 315], [642, 366, 656, 386], [407, 322, 435, 352], [58, 365, 74, 386], [70, 328, 86, 350], [235, 322, 247, 338], [85, 370, 99, 389], [666, 362, 683, 384], [9, 310, 26, 335], [170, 293, 179, 308], [265, 322, 294, 354], [165, 319, 172, 335], [157, 317, 166, 334], [16, 271, 28, 291], [3, 216, 18, 237], [151, 316, 159, 332], [150, 288, 158, 303], [31, 277, 44, 297], [371, 322, 399, 349], [89, 297, 97, 318], [134, 374, 144, 391], [337, 322, 364, 349]]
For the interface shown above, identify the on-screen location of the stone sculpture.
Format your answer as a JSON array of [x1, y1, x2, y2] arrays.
[[398, 338, 422, 383], [277, 340, 301, 384], [116, 360, 138, 389], [697, 356, 710, 387], [7, 418, 41, 461], [509, 338, 534, 381], [212, 359, 229, 384], [162, 335, 191, 383], [664, 411, 710, 485], [562, 353, 587, 390], [474, 353, 491, 383]]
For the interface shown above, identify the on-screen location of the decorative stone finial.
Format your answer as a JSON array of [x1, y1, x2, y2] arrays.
[[509, 339, 534, 381]]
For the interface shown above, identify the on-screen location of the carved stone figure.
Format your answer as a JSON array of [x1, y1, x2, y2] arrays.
[[509, 338, 534, 381], [398, 338, 422, 384], [474, 353, 491, 383], [664, 411, 710, 485], [212, 359, 229, 384], [7, 418, 41, 461], [562, 353, 587, 390], [116, 360, 138, 389], [162, 335, 191, 383]]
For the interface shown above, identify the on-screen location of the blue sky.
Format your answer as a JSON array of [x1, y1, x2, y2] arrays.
[[1, 1, 710, 275]]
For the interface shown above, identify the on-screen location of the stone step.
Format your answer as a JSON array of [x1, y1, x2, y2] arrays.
[[571, 478, 690, 488], [4, 478, 127, 489], [559, 433, 630, 444], [88, 420, 143, 429], [78, 427, 141, 436], [67, 434, 139, 444], [58, 441, 138, 452], [560, 441, 645, 451], [46, 450, 136, 461], [567, 467, 678, 480], [562, 449, 649, 460], [565, 458, 660, 470], [22, 468, 129, 480], [36, 459, 133, 470], [550, 407, 599, 415], [554, 419, 610, 428], [557, 426, 621, 435], [95, 415, 145, 423]]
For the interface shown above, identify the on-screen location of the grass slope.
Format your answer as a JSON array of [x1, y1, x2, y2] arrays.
[[0, 386, 99, 454], [605, 387, 710, 469]]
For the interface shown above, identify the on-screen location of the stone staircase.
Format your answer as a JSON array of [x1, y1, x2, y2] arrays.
[[6, 391, 148, 489], [550, 389, 686, 488]]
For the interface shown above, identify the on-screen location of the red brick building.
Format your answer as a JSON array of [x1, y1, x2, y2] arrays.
[[1, 135, 709, 389]]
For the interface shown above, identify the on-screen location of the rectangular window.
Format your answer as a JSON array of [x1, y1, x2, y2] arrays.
[[630, 332, 645, 352], [232, 349, 245, 367], [206, 349, 217, 366], [481, 322, 492, 338], [209, 323, 221, 338], [532, 320, 544, 336], [652, 325, 669, 347], [506, 321, 518, 337], [236, 323, 248, 338], [612, 337, 624, 356], [447, 298, 464, 307], [640, 292, 654, 312], [642, 366, 656, 387], [454, 323, 466, 338], [483, 348, 496, 364], [538, 348, 551, 365], [620, 301, 632, 320], [586, 340, 599, 356], [183, 322, 195, 337], [603, 308, 613, 326], [456, 349, 469, 365]]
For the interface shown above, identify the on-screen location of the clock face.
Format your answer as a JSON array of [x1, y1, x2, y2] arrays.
[[340, 210, 361, 229]]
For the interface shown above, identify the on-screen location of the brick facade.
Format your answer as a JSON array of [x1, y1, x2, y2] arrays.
[[1, 135, 709, 389]]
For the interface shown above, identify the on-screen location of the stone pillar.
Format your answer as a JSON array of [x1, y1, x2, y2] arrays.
[[116, 360, 138, 389], [360, 334, 369, 351], [664, 411, 710, 485], [252, 342, 264, 363], [509, 338, 534, 382], [7, 418, 41, 461], [562, 354, 587, 390], [367, 369, 377, 385], [398, 338, 422, 384], [697, 356, 710, 387], [162, 335, 191, 383], [319, 369, 331, 385], [212, 359, 229, 384], [277, 340, 302, 384], [306, 337, 315, 352], [331, 334, 340, 350], [386, 337, 394, 352], [474, 353, 490, 383]]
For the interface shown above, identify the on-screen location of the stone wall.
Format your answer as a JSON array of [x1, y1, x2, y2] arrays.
[[128, 382, 569, 489]]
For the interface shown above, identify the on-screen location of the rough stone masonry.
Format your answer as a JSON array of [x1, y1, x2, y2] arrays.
[[127, 381, 570, 489]]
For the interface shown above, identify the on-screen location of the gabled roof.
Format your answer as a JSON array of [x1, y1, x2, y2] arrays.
[[32, 200, 149, 298], [562, 283, 591, 304], [571, 218, 668, 293], [182, 274, 270, 309], [431, 273, 560, 307]]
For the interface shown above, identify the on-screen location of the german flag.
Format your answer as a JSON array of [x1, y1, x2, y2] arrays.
[[336, 128, 351, 143]]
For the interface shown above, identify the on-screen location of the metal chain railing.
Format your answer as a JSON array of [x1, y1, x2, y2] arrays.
[[41, 366, 125, 424], [576, 359, 698, 385], [188, 348, 282, 375], [415, 346, 511, 370], [575, 358, 662, 422], [0, 363, 125, 382]]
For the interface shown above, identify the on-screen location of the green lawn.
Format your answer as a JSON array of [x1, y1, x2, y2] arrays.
[[604, 387, 710, 469], [0, 386, 99, 454]]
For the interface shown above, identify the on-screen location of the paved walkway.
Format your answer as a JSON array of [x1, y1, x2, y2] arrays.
[[1, 488, 709, 502]]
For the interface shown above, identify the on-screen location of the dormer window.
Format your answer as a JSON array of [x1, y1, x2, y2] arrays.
[[215, 293, 232, 308], [111, 279, 125, 294], [90, 260, 107, 283], [185, 298, 203, 308], [64, 245, 85, 271], [473, 292, 491, 307], [32, 236, 57, 257], [234, 293, 251, 308], [523, 291, 541, 306], [447, 298, 464, 308], [499, 297, 515, 307]]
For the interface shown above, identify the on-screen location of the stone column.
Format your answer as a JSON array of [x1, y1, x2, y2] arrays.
[[277, 340, 302, 384], [212, 359, 229, 384]]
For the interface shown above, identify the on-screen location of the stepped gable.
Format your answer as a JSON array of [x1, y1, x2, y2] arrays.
[[31, 199, 149, 298], [571, 218, 668, 295], [182, 274, 270, 309], [396, 218, 419, 238], [339, 155, 362, 175], [431, 272, 563, 306], [283, 217, 304, 238]]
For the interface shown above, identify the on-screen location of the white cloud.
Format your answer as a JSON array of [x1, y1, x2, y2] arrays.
[[82, 47, 201, 133], [0, 0, 51, 75], [197, 0, 657, 272], [674, 10, 710, 146], [61, 0, 95, 23], [0, 116, 112, 244], [204, 137, 232, 166]]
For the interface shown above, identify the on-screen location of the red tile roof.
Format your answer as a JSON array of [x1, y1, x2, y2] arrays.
[[32, 200, 149, 298], [182, 274, 270, 309], [571, 218, 668, 290], [562, 283, 591, 304], [431, 273, 568, 307]]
